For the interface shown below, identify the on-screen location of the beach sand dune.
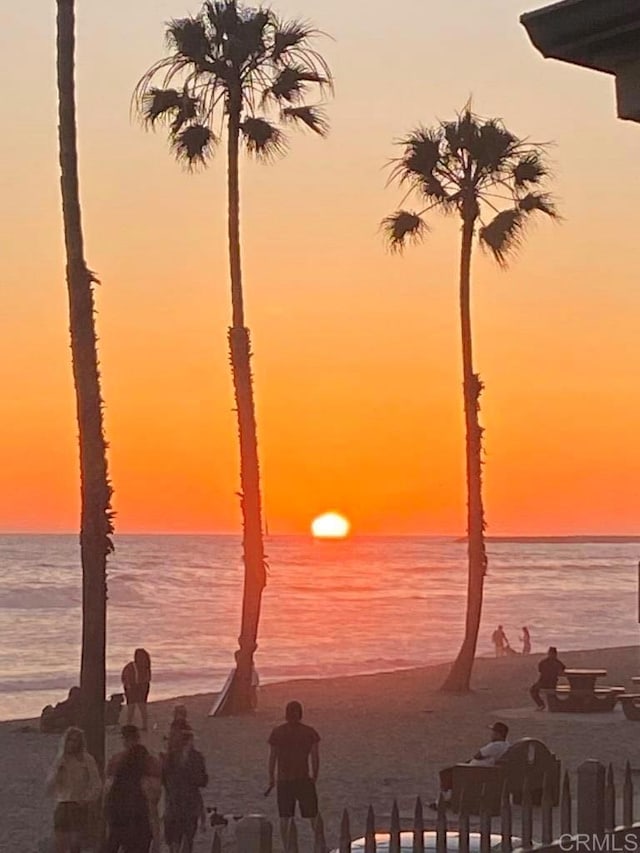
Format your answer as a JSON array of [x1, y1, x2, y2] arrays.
[[3, 645, 638, 852]]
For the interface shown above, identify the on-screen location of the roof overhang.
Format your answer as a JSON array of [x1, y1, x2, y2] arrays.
[[521, 0, 640, 121]]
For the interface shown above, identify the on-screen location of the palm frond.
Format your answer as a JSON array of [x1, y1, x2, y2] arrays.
[[241, 116, 287, 159], [171, 123, 217, 167], [479, 208, 525, 267], [474, 120, 517, 171], [167, 16, 210, 63], [272, 19, 317, 62], [267, 65, 327, 103], [443, 109, 478, 155], [391, 128, 441, 185], [281, 105, 329, 136], [513, 154, 548, 187], [141, 88, 183, 126], [518, 192, 557, 217], [381, 210, 428, 252]]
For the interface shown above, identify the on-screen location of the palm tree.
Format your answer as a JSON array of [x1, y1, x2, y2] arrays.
[[57, 0, 113, 766], [383, 108, 556, 692], [135, 0, 332, 713]]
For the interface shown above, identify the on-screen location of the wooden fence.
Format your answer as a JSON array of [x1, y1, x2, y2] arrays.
[[209, 760, 640, 853]]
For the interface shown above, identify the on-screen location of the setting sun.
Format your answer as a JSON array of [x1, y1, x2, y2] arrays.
[[311, 512, 351, 539]]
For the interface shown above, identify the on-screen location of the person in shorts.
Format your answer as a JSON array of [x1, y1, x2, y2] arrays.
[[46, 727, 102, 852], [267, 700, 320, 846]]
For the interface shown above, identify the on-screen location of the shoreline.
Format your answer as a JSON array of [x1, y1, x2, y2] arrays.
[[1, 641, 634, 726], [3, 644, 640, 851]]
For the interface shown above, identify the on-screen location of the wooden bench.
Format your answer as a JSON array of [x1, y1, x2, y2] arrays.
[[450, 738, 560, 816], [619, 694, 640, 721]]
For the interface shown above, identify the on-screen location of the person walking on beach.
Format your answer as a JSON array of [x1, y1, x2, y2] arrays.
[[268, 700, 321, 848], [122, 648, 152, 731], [530, 646, 566, 711], [492, 625, 508, 657], [162, 727, 208, 853], [46, 727, 102, 853], [521, 626, 531, 655], [106, 743, 161, 853]]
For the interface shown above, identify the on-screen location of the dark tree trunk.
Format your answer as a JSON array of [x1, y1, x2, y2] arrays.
[[57, 0, 113, 767], [440, 212, 487, 693], [213, 98, 266, 716]]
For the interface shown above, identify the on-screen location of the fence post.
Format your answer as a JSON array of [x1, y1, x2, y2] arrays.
[[436, 793, 448, 853], [339, 809, 352, 853], [413, 797, 425, 853], [623, 762, 634, 828], [500, 781, 512, 853], [390, 800, 401, 853], [479, 784, 492, 853], [365, 805, 377, 853], [521, 774, 533, 850], [560, 772, 572, 836], [577, 760, 605, 836], [604, 764, 616, 831], [459, 789, 470, 853], [541, 771, 554, 845]]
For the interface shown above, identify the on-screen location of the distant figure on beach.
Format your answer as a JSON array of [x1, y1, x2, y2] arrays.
[[41, 686, 83, 733], [122, 648, 152, 731], [46, 727, 102, 853], [492, 625, 508, 657], [429, 721, 510, 809], [530, 646, 566, 711], [106, 742, 161, 853], [162, 727, 208, 853], [521, 626, 531, 655], [169, 704, 190, 735], [268, 700, 320, 848]]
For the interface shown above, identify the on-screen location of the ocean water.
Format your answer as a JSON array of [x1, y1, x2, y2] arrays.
[[0, 534, 638, 721]]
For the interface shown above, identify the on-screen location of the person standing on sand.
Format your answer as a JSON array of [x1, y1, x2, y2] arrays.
[[521, 626, 531, 655], [162, 727, 208, 853], [268, 700, 321, 848], [106, 743, 161, 853], [492, 625, 508, 657], [530, 646, 565, 711], [122, 648, 152, 731], [46, 727, 102, 853]]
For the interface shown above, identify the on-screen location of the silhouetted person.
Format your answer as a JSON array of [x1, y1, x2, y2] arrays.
[[492, 625, 508, 657], [162, 727, 208, 853], [106, 743, 160, 853], [521, 626, 531, 655], [268, 700, 320, 848], [429, 722, 511, 809], [530, 646, 565, 710], [107, 725, 161, 783], [122, 648, 152, 731], [46, 727, 102, 853]]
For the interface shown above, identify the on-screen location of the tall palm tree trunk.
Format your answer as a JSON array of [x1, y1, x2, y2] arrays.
[[57, 0, 113, 768], [441, 213, 487, 693], [216, 98, 267, 715]]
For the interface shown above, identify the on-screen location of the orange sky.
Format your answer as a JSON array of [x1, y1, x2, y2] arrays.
[[1, 0, 639, 535]]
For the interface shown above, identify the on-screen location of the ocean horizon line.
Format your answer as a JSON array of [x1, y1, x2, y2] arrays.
[[1, 531, 639, 542]]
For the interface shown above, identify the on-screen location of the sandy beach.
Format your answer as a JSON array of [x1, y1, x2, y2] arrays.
[[3, 645, 639, 852]]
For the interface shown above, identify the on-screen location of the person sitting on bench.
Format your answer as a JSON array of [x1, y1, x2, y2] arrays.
[[530, 646, 565, 711], [429, 721, 510, 809]]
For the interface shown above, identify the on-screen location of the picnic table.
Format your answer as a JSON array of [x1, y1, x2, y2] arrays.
[[618, 677, 640, 720], [547, 668, 624, 713]]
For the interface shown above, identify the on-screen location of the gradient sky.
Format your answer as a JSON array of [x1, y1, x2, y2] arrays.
[[1, 0, 639, 535]]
